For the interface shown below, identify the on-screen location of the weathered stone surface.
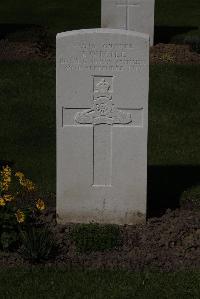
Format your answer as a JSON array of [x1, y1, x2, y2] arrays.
[[102, 0, 155, 45], [56, 29, 149, 225]]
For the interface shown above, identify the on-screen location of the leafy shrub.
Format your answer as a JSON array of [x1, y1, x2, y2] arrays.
[[0, 165, 47, 250], [70, 223, 123, 254], [180, 185, 200, 209], [171, 34, 200, 54], [185, 36, 200, 54], [0, 210, 19, 250], [19, 225, 57, 263]]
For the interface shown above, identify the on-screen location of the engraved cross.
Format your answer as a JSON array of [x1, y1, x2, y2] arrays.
[[62, 77, 142, 187], [116, 0, 140, 30]]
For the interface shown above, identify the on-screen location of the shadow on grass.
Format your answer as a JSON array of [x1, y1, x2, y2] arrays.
[[1, 161, 199, 221], [0, 23, 43, 40], [154, 25, 198, 44], [147, 165, 200, 218]]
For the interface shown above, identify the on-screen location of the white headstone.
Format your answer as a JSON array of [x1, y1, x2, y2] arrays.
[[101, 0, 155, 46], [57, 29, 149, 225]]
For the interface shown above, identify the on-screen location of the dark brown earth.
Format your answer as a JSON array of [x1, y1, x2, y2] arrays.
[[0, 39, 40, 60], [0, 207, 199, 271], [54, 208, 200, 271], [150, 43, 200, 64], [0, 37, 200, 64], [0, 38, 54, 61]]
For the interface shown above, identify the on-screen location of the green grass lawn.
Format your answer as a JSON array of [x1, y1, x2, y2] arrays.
[[155, 0, 200, 28], [0, 61, 55, 192], [149, 64, 200, 165], [0, 62, 200, 193], [0, 268, 199, 298], [0, 0, 200, 36]]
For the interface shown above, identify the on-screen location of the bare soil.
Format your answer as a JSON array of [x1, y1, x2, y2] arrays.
[[0, 39, 40, 60], [0, 38, 200, 64], [150, 43, 200, 64], [0, 207, 199, 271]]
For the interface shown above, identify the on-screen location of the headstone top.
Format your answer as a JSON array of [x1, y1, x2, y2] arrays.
[[57, 28, 149, 40], [101, 0, 154, 45]]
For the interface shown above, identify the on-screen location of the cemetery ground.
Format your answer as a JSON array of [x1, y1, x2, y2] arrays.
[[0, 0, 200, 297], [0, 62, 200, 296]]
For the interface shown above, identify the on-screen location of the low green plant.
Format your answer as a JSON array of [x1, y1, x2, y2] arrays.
[[19, 225, 57, 263], [180, 185, 200, 209], [0, 165, 47, 250], [0, 211, 19, 250], [70, 223, 123, 254], [171, 34, 200, 54], [185, 36, 200, 54]]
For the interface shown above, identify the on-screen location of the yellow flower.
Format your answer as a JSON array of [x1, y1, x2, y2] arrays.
[[2, 165, 11, 175], [3, 194, 14, 202], [1, 181, 10, 191], [15, 171, 24, 179], [0, 165, 12, 191], [23, 179, 36, 192], [15, 171, 36, 192], [36, 199, 45, 211], [15, 209, 25, 223], [0, 197, 6, 207]]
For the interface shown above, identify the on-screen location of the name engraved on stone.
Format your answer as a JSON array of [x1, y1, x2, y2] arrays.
[[59, 42, 146, 72]]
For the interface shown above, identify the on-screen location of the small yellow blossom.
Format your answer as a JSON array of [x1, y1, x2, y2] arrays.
[[3, 194, 14, 202], [2, 165, 11, 176], [0, 165, 12, 191], [36, 199, 45, 211], [22, 179, 36, 192], [15, 172, 36, 192], [15, 209, 25, 223], [0, 197, 6, 207], [15, 172, 24, 179]]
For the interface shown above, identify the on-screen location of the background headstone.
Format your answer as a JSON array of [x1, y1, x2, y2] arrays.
[[57, 29, 149, 225], [101, 0, 155, 46]]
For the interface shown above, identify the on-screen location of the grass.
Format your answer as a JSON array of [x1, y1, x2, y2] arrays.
[[0, 61, 55, 192], [149, 64, 200, 165], [180, 184, 200, 208], [69, 223, 122, 253], [0, 63, 200, 193], [0, 268, 199, 298], [155, 0, 200, 29], [0, 0, 199, 36], [0, 0, 101, 35]]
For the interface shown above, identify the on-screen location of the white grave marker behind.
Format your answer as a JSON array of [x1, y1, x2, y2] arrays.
[[102, 0, 155, 45], [57, 29, 149, 225]]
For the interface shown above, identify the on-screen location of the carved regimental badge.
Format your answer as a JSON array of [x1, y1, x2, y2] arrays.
[[75, 78, 132, 125]]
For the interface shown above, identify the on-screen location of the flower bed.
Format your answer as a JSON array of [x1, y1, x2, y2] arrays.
[[0, 165, 53, 257], [0, 165, 199, 271]]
